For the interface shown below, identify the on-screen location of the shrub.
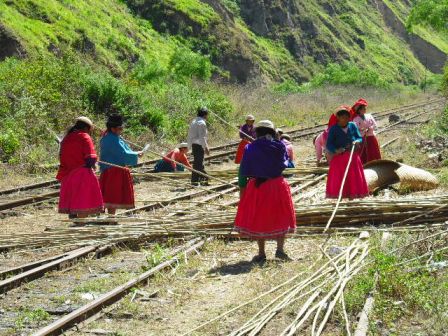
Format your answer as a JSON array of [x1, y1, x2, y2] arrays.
[[0, 124, 21, 162], [311, 62, 390, 88], [168, 48, 213, 81]]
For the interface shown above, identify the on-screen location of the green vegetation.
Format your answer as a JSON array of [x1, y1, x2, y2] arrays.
[[273, 62, 393, 94], [407, 0, 448, 33], [74, 271, 133, 293], [14, 308, 50, 328], [144, 243, 168, 269], [0, 0, 447, 168], [345, 233, 448, 334]]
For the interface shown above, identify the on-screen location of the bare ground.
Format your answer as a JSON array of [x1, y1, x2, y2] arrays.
[[0, 93, 446, 335]]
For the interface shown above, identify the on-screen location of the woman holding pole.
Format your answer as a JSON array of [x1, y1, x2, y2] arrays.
[[326, 107, 369, 199]]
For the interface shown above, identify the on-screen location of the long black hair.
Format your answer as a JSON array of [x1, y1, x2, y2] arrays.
[[67, 120, 91, 134]]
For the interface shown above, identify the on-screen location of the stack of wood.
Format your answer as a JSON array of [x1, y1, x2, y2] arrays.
[[2, 195, 448, 251]]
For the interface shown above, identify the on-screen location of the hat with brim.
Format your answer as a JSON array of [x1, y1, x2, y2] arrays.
[[256, 120, 275, 131], [178, 142, 189, 149], [334, 105, 351, 115], [76, 116, 93, 127], [246, 114, 255, 121]]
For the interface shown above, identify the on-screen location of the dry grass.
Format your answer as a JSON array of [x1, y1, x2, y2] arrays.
[[222, 85, 431, 132]]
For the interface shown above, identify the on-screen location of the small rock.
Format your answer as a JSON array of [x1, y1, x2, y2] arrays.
[[85, 329, 113, 335], [80, 293, 97, 301], [328, 246, 343, 255]]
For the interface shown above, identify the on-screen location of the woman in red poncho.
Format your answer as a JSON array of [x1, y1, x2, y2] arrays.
[[56, 117, 103, 222], [351, 98, 382, 164]]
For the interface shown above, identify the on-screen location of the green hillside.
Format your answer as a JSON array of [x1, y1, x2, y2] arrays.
[[0, 0, 447, 166], [1, 0, 446, 83]]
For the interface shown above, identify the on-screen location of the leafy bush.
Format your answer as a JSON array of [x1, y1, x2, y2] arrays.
[[0, 50, 232, 167], [407, 0, 448, 33], [271, 80, 307, 94], [0, 122, 21, 162], [271, 63, 391, 94], [310, 62, 390, 88], [169, 48, 213, 81]]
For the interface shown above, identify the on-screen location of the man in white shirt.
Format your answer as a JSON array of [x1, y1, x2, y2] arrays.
[[187, 107, 210, 185]]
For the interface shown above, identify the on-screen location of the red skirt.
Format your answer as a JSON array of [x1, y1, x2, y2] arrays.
[[235, 139, 250, 164], [99, 167, 135, 209], [326, 151, 369, 199], [234, 177, 296, 239], [359, 136, 381, 164], [59, 167, 104, 215]]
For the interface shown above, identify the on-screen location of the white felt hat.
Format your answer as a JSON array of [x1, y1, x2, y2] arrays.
[[75, 116, 93, 127], [178, 142, 189, 149], [256, 120, 275, 130], [246, 114, 255, 121]]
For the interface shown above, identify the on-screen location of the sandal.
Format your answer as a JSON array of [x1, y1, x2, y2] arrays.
[[251, 254, 267, 263], [275, 250, 293, 262]]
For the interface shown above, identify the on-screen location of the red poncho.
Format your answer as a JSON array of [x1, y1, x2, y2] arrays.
[[56, 130, 97, 181]]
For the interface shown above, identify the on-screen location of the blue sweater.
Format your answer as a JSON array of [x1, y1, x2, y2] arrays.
[[326, 122, 362, 154], [99, 132, 138, 172], [240, 138, 288, 178]]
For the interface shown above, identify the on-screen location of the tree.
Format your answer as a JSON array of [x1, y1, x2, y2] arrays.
[[407, 0, 448, 32]]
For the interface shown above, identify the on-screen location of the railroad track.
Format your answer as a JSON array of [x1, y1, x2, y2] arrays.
[[0, 97, 444, 214], [0, 237, 208, 335], [0, 102, 442, 334], [0, 111, 417, 302]]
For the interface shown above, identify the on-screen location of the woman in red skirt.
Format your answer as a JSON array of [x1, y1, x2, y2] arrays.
[[235, 120, 296, 262], [352, 99, 382, 164], [326, 107, 369, 199], [57, 117, 104, 223], [99, 115, 142, 215]]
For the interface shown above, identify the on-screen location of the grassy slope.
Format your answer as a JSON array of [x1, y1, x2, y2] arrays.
[[0, 0, 445, 83], [0, 0, 177, 72]]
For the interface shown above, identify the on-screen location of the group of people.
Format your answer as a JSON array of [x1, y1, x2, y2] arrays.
[[57, 115, 141, 224], [234, 98, 382, 262], [56, 108, 212, 223], [56, 99, 381, 262]]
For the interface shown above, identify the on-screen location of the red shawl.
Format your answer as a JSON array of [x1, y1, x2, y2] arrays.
[[350, 98, 368, 117], [56, 130, 97, 181]]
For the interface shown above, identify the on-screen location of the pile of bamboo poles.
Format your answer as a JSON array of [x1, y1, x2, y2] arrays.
[[3, 195, 448, 251], [184, 235, 370, 336], [132, 167, 328, 180]]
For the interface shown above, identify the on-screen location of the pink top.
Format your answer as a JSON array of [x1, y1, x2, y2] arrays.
[[282, 139, 294, 161], [314, 130, 327, 161], [353, 114, 377, 137]]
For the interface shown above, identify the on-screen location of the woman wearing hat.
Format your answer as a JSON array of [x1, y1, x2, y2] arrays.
[[57, 117, 104, 222], [154, 143, 192, 172], [326, 107, 369, 199], [99, 115, 141, 215], [235, 120, 296, 262], [235, 115, 256, 164], [351, 98, 381, 164]]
